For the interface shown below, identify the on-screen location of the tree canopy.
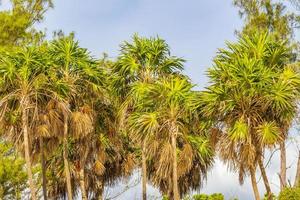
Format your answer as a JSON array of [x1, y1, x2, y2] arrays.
[[0, 0, 300, 200]]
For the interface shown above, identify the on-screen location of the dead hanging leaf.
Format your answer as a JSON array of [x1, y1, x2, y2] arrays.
[[155, 142, 173, 179], [94, 160, 105, 175], [70, 111, 93, 138], [80, 104, 93, 114], [146, 139, 159, 158], [210, 127, 222, 148], [98, 150, 107, 163], [36, 124, 51, 138], [178, 143, 193, 177], [123, 153, 136, 175]]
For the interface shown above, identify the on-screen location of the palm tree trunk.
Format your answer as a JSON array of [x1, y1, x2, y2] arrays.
[[280, 141, 287, 189], [250, 167, 260, 200], [171, 123, 180, 200], [79, 168, 88, 200], [142, 142, 147, 200], [294, 151, 300, 187], [258, 156, 272, 199], [63, 114, 73, 200], [80, 147, 89, 200], [15, 185, 21, 200], [96, 181, 104, 200], [167, 176, 173, 200], [22, 97, 37, 200], [40, 138, 48, 200]]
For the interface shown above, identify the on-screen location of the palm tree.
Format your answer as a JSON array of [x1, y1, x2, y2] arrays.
[[153, 76, 211, 200], [33, 99, 63, 200], [48, 35, 103, 200], [89, 59, 138, 199], [201, 33, 300, 200], [37, 55, 133, 200], [129, 76, 214, 199], [0, 46, 49, 200], [112, 34, 184, 200]]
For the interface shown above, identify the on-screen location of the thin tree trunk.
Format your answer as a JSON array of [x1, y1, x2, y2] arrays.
[[171, 123, 180, 200], [250, 167, 260, 200], [79, 168, 88, 200], [96, 181, 104, 200], [280, 140, 287, 190], [63, 115, 73, 200], [167, 176, 173, 200], [15, 185, 21, 200], [22, 97, 37, 200], [80, 148, 89, 200], [258, 156, 272, 199], [294, 151, 300, 187], [142, 142, 147, 200], [40, 138, 48, 200]]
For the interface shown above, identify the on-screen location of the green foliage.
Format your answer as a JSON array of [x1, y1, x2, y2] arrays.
[[278, 187, 300, 200], [262, 193, 276, 200], [111, 34, 184, 98], [229, 118, 248, 141], [182, 193, 225, 200], [257, 121, 281, 145], [201, 31, 300, 194], [233, 0, 299, 41], [0, 0, 299, 199], [0, 0, 53, 48], [0, 142, 27, 200], [162, 195, 170, 200]]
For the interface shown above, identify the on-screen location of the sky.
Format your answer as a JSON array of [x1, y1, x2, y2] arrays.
[[1, 0, 300, 199], [36, 0, 244, 89]]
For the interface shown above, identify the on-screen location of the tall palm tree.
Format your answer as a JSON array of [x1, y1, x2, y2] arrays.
[[129, 76, 214, 200], [39, 56, 134, 200], [153, 76, 211, 200], [48, 35, 103, 200], [201, 33, 300, 200], [112, 34, 184, 200], [0, 46, 49, 200], [33, 99, 63, 200]]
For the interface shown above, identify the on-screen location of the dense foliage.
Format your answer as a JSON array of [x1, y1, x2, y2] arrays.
[[0, 142, 28, 200], [191, 193, 224, 200], [278, 187, 300, 200], [0, 0, 299, 200], [0, 0, 53, 47]]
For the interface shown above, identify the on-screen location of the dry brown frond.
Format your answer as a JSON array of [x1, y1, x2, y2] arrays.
[[155, 142, 173, 180], [94, 160, 106, 175], [122, 153, 136, 176], [36, 124, 51, 138], [70, 111, 93, 138], [178, 143, 193, 178]]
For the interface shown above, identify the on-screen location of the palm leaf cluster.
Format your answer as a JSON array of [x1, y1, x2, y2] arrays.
[[0, 30, 299, 200], [200, 33, 300, 200], [0, 34, 216, 200]]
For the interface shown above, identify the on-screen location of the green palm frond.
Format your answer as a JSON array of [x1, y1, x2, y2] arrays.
[[257, 121, 281, 145], [113, 34, 184, 85], [128, 111, 159, 141], [187, 135, 213, 163], [229, 118, 249, 141], [267, 80, 296, 112], [155, 76, 194, 108], [129, 81, 153, 107]]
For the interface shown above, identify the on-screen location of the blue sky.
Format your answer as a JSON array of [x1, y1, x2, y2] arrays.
[[2, 0, 300, 199], [38, 0, 243, 88]]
